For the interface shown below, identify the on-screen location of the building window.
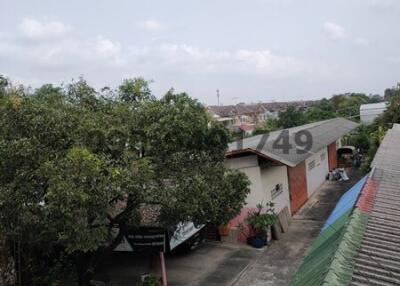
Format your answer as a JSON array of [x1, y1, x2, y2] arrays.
[[308, 160, 316, 171], [271, 183, 283, 199], [320, 153, 326, 161]]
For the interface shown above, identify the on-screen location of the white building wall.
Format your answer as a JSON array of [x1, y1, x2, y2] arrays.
[[305, 147, 329, 197], [260, 165, 290, 215], [360, 113, 383, 124], [360, 102, 387, 124], [225, 155, 290, 214], [225, 156, 264, 207]]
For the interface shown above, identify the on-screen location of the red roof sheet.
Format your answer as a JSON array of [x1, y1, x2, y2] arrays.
[[356, 179, 379, 213]]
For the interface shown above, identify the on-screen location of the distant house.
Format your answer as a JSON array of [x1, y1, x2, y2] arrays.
[[360, 102, 388, 124], [225, 118, 358, 241], [236, 123, 255, 136], [208, 100, 317, 127], [290, 123, 400, 286], [213, 115, 235, 130]]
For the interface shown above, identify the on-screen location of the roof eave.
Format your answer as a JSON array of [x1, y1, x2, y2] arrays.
[[226, 148, 296, 167]]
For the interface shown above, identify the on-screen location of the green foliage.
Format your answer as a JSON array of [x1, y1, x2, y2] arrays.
[[352, 87, 400, 170], [384, 83, 400, 100], [139, 275, 161, 286], [376, 90, 400, 127], [277, 106, 306, 128], [246, 202, 277, 236], [304, 99, 336, 122], [0, 74, 8, 97], [255, 93, 382, 133], [369, 94, 383, 103], [118, 77, 154, 103], [330, 93, 372, 118], [254, 118, 281, 134], [67, 77, 98, 108], [0, 76, 250, 285], [346, 125, 371, 153]]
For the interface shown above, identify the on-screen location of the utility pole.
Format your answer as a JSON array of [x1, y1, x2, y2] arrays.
[[216, 89, 220, 106]]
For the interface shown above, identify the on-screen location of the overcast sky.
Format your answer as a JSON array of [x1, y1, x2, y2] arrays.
[[1, 0, 400, 104]]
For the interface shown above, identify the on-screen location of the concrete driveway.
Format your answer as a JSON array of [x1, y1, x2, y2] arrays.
[[167, 242, 258, 286]]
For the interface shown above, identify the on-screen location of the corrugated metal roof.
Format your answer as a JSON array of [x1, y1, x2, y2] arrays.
[[291, 123, 400, 286], [228, 118, 359, 167], [350, 124, 400, 286], [359, 102, 388, 111], [289, 176, 369, 286]]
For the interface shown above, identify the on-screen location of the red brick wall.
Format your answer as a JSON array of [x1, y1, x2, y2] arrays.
[[287, 162, 308, 214], [328, 142, 337, 171]]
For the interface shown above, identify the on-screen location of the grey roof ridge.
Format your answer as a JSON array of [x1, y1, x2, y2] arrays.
[[228, 117, 357, 167]]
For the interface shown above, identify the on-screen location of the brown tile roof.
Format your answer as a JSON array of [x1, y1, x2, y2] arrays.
[[238, 124, 255, 132]]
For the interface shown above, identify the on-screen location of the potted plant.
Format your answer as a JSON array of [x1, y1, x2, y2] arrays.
[[138, 274, 161, 286], [245, 202, 278, 248]]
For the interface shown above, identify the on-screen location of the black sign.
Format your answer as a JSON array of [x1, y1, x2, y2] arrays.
[[125, 228, 166, 253]]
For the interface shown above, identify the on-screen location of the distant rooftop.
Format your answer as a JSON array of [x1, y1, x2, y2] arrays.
[[208, 100, 318, 117], [359, 101, 388, 110]]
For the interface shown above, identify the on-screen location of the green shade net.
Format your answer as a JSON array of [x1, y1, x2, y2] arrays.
[[290, 209, 369, 286]]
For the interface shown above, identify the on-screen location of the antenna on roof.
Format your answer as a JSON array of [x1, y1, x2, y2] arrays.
[[217, 89, 220, 106]]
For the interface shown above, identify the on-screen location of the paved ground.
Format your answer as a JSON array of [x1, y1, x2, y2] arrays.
[[231, 168, 364, 286], [167, 242, 258, 286], [97, 169, 363, 286], [95, 241, 259, 286]]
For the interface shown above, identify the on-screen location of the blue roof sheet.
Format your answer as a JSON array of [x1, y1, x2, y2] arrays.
[[321, 174, 368, 231]]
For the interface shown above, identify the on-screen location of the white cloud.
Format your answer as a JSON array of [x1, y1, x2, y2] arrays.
[[138, 20, 166, 32], [0, 19, 125, 73], [354, 37, 369, 46], [234, 49, 305, 76], [93, 36, 122, 60], [323, 22, 346, 40], [18, 18, 71, 40], [363, 0, 398, 12], [386, 56, 400, 64], [1, 18, 312, 88], [129, 44, 307, 77]]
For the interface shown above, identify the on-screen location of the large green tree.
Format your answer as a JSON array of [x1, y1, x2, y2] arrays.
[[304, 98, 336, 122], [0, 76, 250, 285], [377, 86, 400, 127], [276, 106, 306, 128]]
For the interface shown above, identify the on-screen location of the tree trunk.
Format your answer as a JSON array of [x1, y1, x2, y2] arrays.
[[0, 235, 15, 286], [77, 229, 125, 286]]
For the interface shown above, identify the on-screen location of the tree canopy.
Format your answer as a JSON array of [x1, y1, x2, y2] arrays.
[[0, 75, 250, 285], [254, 93, 383, 134]]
